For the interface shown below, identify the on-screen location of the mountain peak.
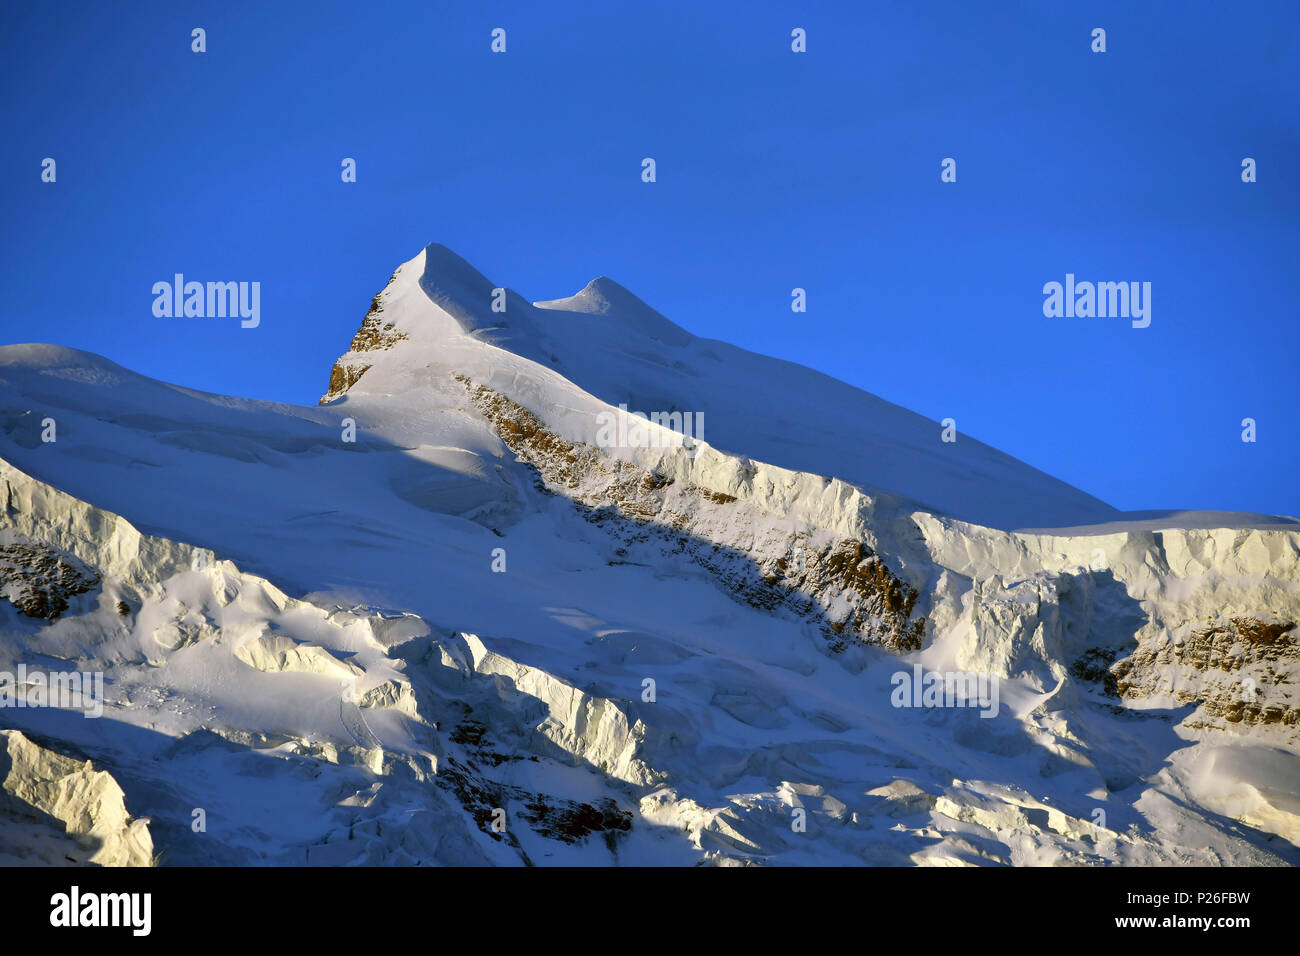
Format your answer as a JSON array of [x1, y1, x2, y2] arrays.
[[535, 275, 693, 346], [311, 242, 1123, 528], [542, 276, 643, 316]]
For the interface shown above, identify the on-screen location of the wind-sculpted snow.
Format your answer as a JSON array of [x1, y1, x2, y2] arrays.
[[1, 729, 154, 866], [0, 242, 1298, 866], [438, 631, 658, 787]]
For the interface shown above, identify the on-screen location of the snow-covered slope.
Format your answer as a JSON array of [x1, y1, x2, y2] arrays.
[[322, 244, 1122, 531], [0, 242, 1296, 866]]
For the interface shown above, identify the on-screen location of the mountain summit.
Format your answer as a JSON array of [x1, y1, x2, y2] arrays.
[[322, 243, 1116, 530]]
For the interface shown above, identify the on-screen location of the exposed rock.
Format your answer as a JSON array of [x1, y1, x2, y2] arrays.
[[320, 288, 407, 403], [436, 753, 631, 852], [324, 361, 371, 402], [520, 795, 632, 845], [1111, 616, 1299, 730], [0, 540, 99, 620], [348, 295, 407, 352]]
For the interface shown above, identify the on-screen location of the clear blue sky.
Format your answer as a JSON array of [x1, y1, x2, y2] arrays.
[[2, 1, 1296, 516]]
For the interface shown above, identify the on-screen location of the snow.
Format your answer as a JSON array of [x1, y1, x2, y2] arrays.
[[326, 244, 1120, 531], [0, 242, 1296, 866]]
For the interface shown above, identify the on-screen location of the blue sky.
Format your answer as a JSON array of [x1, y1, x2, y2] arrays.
[[2, 0, 1297, 516]]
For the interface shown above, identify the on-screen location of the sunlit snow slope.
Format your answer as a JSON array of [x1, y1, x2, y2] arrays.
[[327, 244, 1124, 531]]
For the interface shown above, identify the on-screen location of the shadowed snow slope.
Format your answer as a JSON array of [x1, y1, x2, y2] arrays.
[[0, 241, 1296, 867]]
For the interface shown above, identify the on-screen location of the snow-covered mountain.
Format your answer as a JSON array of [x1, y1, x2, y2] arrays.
[[324, 244, 1122, 532], [0, 242, 1296, 865]]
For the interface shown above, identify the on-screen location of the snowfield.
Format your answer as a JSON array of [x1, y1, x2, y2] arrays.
[[0, 242, 1296, 866]]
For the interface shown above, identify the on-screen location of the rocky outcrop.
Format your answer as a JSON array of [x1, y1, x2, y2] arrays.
[[324, 361, 372, 402], [1111, 616, 1299, 730], [436, 753, 633, 859], [0, 540, 99, 619], [320, 286, 407, 404]]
